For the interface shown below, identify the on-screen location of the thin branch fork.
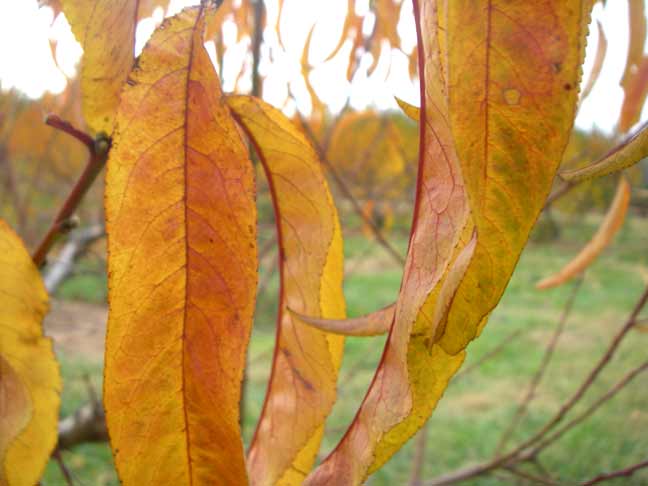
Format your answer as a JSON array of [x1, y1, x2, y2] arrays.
[[425, 284, 648, 486], [32, 115, 110, 268]]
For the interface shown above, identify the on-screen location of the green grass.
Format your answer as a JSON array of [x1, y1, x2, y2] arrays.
[[42, 214, 648, 485]]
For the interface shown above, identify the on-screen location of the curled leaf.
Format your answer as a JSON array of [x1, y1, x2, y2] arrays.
[[561, 122, 648, 182], [395, 97, 420, 122], [580, 21, 607, 103], [305, 1, 470, 482], [227, 95, 346, 486], [619, 0, 648, 132], [290, 303, 395, 337], [537, 177, 631, 289], [0, 220, 61, 486], [104, 7, 256, 485]]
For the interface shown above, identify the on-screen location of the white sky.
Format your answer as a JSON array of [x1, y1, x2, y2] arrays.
[[0, 0, 645, 134]]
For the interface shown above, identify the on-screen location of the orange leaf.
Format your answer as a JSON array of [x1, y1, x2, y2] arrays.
[[104, 7, 256, 485], [619, 0, 648, 131], [0, 220, 61, 486], [227, 95, 346, 486], [305, 1, 471, 482], [291, 303, 395, 337], [537, 177, 631, 289], [438, 0, 593, 354], [62, 0, 140, 133], [561, 121, 648, 182], [580, 21, 607, 103]]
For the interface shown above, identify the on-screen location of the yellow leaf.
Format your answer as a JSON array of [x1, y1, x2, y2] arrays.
[[62, 0, 138, 133], [104, 7, 256, 485], [438, 0, 593, 354], [0, 219, 61, 486], [561, 122, 648, 182], [395, 97, 420, 122], [537, 177, 631, 289], [305, 1, 470, 482], [227, 95, 346, 486]]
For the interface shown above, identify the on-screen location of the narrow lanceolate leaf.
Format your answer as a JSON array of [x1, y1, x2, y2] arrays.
[[62, 0, 140, 133], [291, 303, 395, 337], [537, 177, 631, 289], [562, 122, 648, 183], [619, 0, 648, 132], [227, 96, 345, 486], [438, 0, 593, 354], [395, 97, 420, 122], [104, 7, 256, 485], [306, 1, 470, 483], [0, 220, 61, 486], [580, 21, 607, 103]]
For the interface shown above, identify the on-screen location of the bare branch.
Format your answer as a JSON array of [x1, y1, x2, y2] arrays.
[[579, 459, 648, 486]]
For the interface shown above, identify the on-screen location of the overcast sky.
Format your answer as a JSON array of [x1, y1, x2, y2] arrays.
[[0, 0, 644, 134]]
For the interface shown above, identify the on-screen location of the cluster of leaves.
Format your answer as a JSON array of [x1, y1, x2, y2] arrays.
[[4, 1, 648, 485]]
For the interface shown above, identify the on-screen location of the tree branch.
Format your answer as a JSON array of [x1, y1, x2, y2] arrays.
[[32, 116, 110, 268]]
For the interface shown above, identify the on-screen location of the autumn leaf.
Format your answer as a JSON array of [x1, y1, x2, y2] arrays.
[[0, 219, 61, 486], [104, 7, 257, 485], [580, 21, 607, 103], [437, 0, 593, 354], [619, 0, 648, 132], [62, 0, 158, 133], [537, 177, 631, 289], [305, 1, 470, 482], [561, 122, 648, 182], [291, 303, 395, 337], [227, 95, 346, 486], [395, 97, 419, 122]]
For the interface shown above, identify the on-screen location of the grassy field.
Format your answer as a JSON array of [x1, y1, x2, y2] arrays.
[[43, 213, 648, 485]]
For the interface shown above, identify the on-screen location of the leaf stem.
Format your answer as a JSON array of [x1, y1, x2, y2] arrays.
[[32, 116, 110, 268]]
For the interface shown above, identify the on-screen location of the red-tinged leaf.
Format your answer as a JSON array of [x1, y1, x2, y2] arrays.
[[561, 121, 648, 182], [291, 304, 395, 337], [305, 1, 471, 482], [619, 56, 648, 132], [227, 95, 346, 486], [437, 0, 593, 354], [580, 21, 607, 103], [104, 7, 256, 485], [537, 177, 631, 289], [0, 220, 61, 486]]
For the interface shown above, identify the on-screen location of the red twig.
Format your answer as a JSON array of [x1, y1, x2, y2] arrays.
[[579, 459, 648, 486], [32, 116, 110, 267], [52, 449, 74, 486]]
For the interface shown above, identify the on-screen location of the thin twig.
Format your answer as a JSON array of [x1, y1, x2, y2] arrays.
[[503, 465, 558, 485], [496, 278, 583, 453], [579, 459, 648, 485], [52, 449, 74, 486], [425, 284, 648, 486], [409, 422, 429, 486], [528, 359, 648, 456], [32, 116, 110, 267]]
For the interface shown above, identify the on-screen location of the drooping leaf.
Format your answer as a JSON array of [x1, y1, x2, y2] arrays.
[[104, 7, 256, 485], [227, 95, 346, 486], [619, 0, 648, 132], [395, 97, 420, 122], [291, 304, 395, 337], [305, 1, 471, 482], [0, 219, 61, 486], [537, 177, 631, 289], [580, 21, 607, 103], [619, 57, 648, 132], [561, 122, 648, 182], [62, 0, 138, 133], [437, 0, 593, 354]]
